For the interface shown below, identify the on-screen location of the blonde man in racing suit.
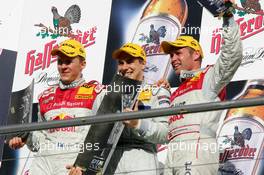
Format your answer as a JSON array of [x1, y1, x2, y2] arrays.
[[8, 39, 105, 175], [160, 7, 243, 175], [102, 43, 171, 175]]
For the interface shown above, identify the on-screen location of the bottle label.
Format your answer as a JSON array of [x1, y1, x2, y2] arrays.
[[218, 116, 264, 175], [132, 14, 181, 84]]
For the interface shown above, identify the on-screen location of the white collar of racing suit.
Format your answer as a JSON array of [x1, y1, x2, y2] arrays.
[[59, 77, 85, 89], [179, 68, 204, 82]]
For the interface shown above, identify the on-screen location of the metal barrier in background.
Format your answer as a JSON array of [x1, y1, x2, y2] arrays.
[[0, 97, 264, 136]]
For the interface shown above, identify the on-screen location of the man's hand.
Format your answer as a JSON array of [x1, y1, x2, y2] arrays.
[[123, 118, 140, 128], [8, 137, 25, 150], [156, 78, 171, 90], [66, 165, 83, 175], [122, 101, 140, 128], [222, 0, 236, 17]]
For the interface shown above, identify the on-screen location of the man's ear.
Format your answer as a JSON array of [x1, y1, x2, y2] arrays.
[[140, 60, 146, 70], [81, 60, 86, 69], [193, 50, 201, 61]]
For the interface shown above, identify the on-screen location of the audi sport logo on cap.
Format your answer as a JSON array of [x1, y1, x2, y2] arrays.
[[51, 39, 86, 59], [178, 38, 187, 42], [62, 43, 76, 49], [112, 43, 147, 62], [79, 48, 84, 54], [190, 41, 197, 46]]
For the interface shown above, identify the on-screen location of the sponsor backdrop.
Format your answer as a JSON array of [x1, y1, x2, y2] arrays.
[[11, 0, 111, 102], [200, 0, 264, 81], [0, 0, 264, 174], [0, 0, 25, 51], [0, 0, 111, 174], [103, 0, 203, 87], [217, 79, 264, 175]]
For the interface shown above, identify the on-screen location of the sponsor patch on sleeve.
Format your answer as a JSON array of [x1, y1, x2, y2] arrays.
[[77, 86, 94, 95], [138, 89, 152, 101], [159, 99, 170, 105]]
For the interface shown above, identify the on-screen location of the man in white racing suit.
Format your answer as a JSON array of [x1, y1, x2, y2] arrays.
[[8, 39, 105, 175], [103, 43, 171, 175], [160, 10, 243, 175]]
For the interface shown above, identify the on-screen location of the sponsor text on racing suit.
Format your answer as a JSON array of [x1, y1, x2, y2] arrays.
[[105, 85, 170, 175], [165, 17, 243, 175], [26, 78, 104, 175]]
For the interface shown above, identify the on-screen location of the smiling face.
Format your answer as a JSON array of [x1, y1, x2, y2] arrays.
[[169, 47, 201, 75], [117, 54, 145, 81], [57, 54, 86, 84]]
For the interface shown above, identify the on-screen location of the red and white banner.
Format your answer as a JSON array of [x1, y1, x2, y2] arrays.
[[200, 1, 264, 82], [1, 0, 112, 174], [11, 0, 111, 103]]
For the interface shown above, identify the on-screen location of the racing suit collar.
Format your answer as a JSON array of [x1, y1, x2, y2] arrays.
[[179, 68, 204, 82], [59, 77, 85, 89]]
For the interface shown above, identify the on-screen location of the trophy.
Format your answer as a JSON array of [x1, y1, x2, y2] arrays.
[[196, 0, 233, 17], [74, 74, 142, 175]]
